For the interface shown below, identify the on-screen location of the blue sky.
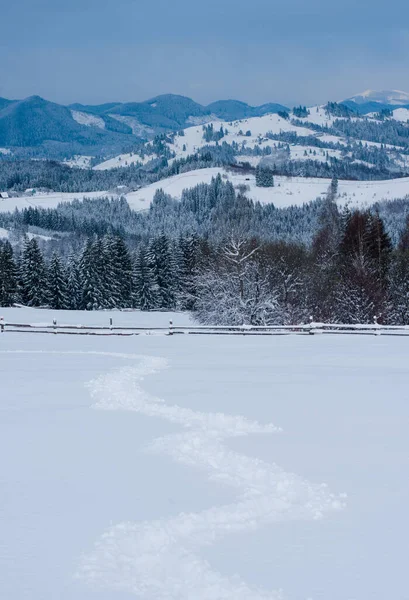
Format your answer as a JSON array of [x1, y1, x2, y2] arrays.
[[1, 0, 408, 106]]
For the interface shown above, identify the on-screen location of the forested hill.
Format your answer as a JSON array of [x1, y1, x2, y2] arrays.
[[2, 89, 409, 160], [0, 94, 288, 157]]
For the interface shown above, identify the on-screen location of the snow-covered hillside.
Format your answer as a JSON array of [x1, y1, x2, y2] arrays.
[[92, 103, 409, 180], [127, 167, 409, 211], [94, 152, 156, 170], [0, 190, 111, 213], [1, 307, 408, 600], [169, 114, 315, 159], [392, 108, 409, 123], [1, 168, 408, 214], [71, 110, 105, 129]]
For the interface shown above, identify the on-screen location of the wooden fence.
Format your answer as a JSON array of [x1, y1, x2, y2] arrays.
[[1, 318, 409, 337]]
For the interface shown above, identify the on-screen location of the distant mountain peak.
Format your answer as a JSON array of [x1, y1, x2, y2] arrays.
[[347, 89, 409, 106]]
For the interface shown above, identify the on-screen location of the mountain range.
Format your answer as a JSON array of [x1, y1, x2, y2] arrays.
[[0, 90, 408, 158], [0, 94, 288, 157]]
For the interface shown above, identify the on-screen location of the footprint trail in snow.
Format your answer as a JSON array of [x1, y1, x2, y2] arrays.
[[78, 355, 345, 599]]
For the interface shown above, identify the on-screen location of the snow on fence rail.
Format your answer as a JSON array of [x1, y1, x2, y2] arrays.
[[1, 317, 409, 337]]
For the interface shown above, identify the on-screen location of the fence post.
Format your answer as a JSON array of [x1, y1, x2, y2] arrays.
[[53, 319, 57, 334], [110, 317, 113, 330], [0, 316, 4, 333], [308, 316, 315, 335], [169, 320, 173, 336], [373, 315, 381, 336]]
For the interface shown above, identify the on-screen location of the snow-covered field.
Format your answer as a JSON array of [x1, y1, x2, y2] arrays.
[[1, 168, 408, 219], [127, 167, 409, 210], [0, 190, 112, 214], [1, 307, 408, 600]]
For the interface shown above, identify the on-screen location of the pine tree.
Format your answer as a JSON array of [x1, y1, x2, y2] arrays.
[[149, 234, 176, 309], [329, 177, 339, 200], [20, 237, 47, 307], [101, 235, 123, 309], [47, 253, 69, 309], [386, 253, 409, 324], [79, 238, 106, 310], [112, 236, 133, 308], [255, 165, 274, 188], [0, 240, 17, 306], [66, 254, 81, 310], [132, 247, 159, 310], [337, 210, 391, 321], [178, 235, 200, 310]]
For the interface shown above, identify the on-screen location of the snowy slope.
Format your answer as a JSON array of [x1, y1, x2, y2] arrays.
[[0, 226, 9, 239], [71, 110, 105, 129], [1, 168, 408, 216], [167, 114, 316, 161], [0, 190, 111, 213], [94, 152, 156, 170], [392, 108, 409, 123], [127, 167, 409, 211], [88, 105, 409, 172], [1, 309, 408, 600], [294, 105, 350, 127], [95, 114, 323, 170]]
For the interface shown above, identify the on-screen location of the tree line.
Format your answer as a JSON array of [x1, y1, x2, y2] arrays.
[[2, 200, 409, 325]]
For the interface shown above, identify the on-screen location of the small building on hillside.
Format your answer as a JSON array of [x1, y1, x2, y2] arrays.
[[0, 192, 9, 199]]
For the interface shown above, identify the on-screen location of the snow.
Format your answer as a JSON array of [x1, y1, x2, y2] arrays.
[[295, 106, 337, 127], [0, 190, 112, 213], [94, 152, 155, 171], [89, 108, 409, 174], [239, 145, 343, 165], [392, 108, 409, 123], [0, 167, 408, 216], [107, 114, 154, 137], [0, 147, 12, 155], [71, 110, 106, 129], [294, 106, 362, 128], [349, 89, 409, 105], [1, 306, 408, 600], [127, 167, 409, 210], [186, 114, 219, 126], [62, 155, 92, 169], [166, 114, 316, 161], [0, 306, 193, 328], [289, 145, 342, 162], [0, 226, 9, 239], [26, 232, 54, 242]]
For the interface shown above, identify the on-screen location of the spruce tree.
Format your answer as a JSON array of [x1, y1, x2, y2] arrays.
[[132, 247, 159, 310], [255, 165, 275, 188], [47, 253, 69, 310], [79, 238, 106, 310], [66, 254, 81, 310], [20, 237, 47, 307], [178, 235, 200, 310], [0, 241, 17, 306], [101, 235, 123, 308], [149, 234, 176, 309], [111, 236, 133, 307]]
